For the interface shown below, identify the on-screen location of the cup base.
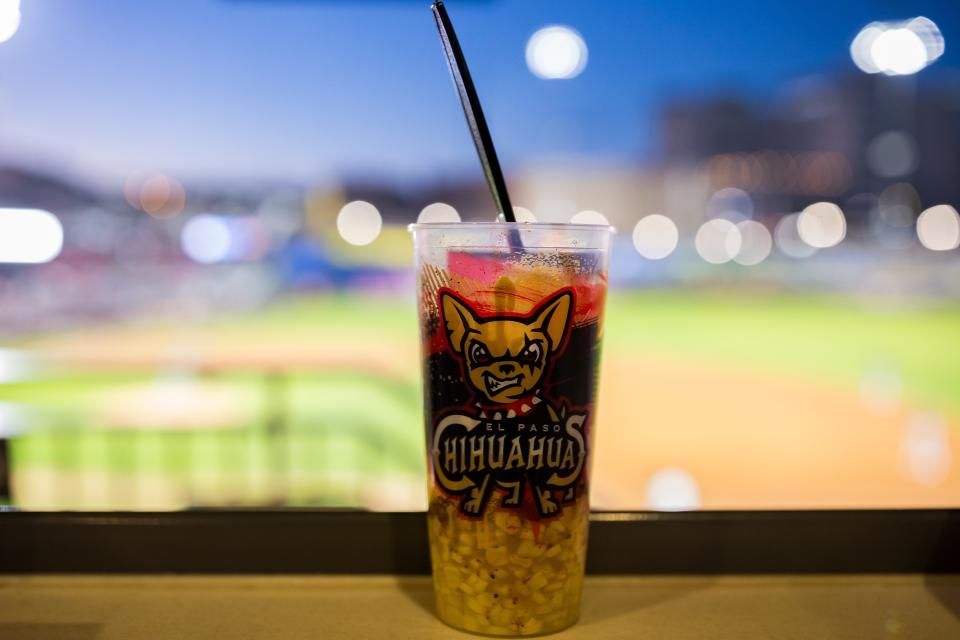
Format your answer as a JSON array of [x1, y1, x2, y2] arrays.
[[434, 606, 581, 638]]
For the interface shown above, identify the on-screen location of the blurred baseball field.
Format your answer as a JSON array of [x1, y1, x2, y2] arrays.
[[4, 290, 958, 510]]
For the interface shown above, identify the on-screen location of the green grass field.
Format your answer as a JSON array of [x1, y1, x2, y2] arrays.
[[606, 291, 960, 417], [4, 290, 959, 509]]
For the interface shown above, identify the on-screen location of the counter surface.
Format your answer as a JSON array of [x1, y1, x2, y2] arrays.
[[1, 574, 957, 639]]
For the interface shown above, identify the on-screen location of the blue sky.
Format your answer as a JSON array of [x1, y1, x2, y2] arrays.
[[0, 0, 956, 188]]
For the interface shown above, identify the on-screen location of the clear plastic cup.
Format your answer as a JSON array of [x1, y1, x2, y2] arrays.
[[410, 222, 613, 636]]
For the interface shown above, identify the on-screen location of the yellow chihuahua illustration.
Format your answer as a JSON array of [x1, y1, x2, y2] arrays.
[[441, 289, 572, 404], [434, 288, 587, 518]]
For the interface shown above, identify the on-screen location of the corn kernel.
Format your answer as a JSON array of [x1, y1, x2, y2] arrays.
[[467, 574, 489, 593], [463, 614, 484, 632], [442, 566, 460, 583], [466, 597, 487, 615], [486, 545, 509, 566], [521, 618, 543, 635], [489, 604, 510, 626], [429, 491, 588, 635], [527, 572, 548, 591]]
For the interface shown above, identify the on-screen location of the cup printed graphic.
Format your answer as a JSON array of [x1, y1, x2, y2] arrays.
[[414, 225, 611, 636], [432, 287, 588, 518]]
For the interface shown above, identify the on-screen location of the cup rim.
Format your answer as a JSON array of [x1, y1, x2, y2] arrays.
[[408, 222, 617, 233]]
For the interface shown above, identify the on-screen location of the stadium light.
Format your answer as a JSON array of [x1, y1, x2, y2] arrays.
[[570, 210, 609, 226], [181, 215, 233, 264], [917, 205, 960, 251], [0, 0, 20, 44], [417, 202, 460, 224], [512, 206, 537, 223], [526, 26, 588, 80], [695, 218, 741, 264], [337, 200, 382, 246], [733, 220, 772, 266], [798, 202, 846, 249], [0, 208, 64, 264], [180, 214, 270, 263], [0, 348, 36, 384], [645, 467, 701, 511], [851, 17, 944, 76], [633, 214, 678, 260]]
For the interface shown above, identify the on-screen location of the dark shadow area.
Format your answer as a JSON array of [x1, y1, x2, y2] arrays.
[[2, 510, 958, 574], [389, 511, 435, 614], [924, 511, 960, 619], [386, 511, 431, 574], [924, 576, 960, 620], [393, 576, 435, 616]]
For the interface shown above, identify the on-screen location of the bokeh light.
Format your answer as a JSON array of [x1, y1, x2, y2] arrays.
[[852, 17, 944, 76], [695, 218, 741, 264], [774, 213, 817, 258], [878, 182, 920, 228], [179, 214, 269, 265], [512, 206, 537, 223], [866, 131, 917, 179], [0, 208, 64, 264], [733, 220, 772, 266], [533, 194, 577, 223], [908, 16, 945, 63], [0, 348, 35, 384], [872, 28, 928, 75], [525, 25, 588, 80], [570, 209, 609, 226], [916, 205, 960, 251], [900, 412, 951, 486], [797, 202, 846, 248], [336, 200, 382, 246], [139, 174, 186, 219], [632, 214, 678, 260], [707, 151, 850, 196], [850, 23, 885, 73], [417, 202, 460, 224], [230, 217, 271, 262], [123, 171, 149, 210], [0, 0, 20, 44], [645, 467, 702, 511], [0, 401, 26, 439], [181, 214, 232, 264]]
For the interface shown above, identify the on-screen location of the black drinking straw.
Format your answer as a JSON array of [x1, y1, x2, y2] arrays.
[[431, 1, 516, 223]]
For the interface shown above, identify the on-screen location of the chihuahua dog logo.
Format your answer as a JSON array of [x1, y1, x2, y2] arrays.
[[433, 287, 588, 518]]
